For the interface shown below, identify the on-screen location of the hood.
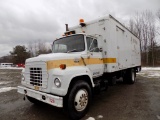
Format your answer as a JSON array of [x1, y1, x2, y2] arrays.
[[26, 53, 82, 63]]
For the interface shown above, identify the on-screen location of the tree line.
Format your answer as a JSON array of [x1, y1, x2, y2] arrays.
[[0, 40, 52, 64]]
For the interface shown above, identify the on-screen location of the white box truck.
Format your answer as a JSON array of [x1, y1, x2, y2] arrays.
[[18, 15, 141, 120]]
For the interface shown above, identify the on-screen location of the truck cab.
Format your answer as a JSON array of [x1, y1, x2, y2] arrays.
[[52, 33, 104, 77]]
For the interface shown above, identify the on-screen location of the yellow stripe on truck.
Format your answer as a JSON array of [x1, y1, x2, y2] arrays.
[[47, 59, 84, 70], [47, 58, 116, 70], [103, 58, 116, 63]]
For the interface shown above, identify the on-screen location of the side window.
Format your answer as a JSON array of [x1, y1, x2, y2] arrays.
[[86, 37, 92, 50], [86, 37, 99, 52]]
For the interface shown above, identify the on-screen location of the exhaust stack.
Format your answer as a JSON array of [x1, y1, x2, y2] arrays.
[[65, 24, 69, 31]]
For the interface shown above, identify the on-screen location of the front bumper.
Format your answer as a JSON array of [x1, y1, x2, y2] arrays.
[[17, 86, 63, 108]]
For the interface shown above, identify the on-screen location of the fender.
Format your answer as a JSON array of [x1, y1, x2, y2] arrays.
[[49, 66, 94, 96]]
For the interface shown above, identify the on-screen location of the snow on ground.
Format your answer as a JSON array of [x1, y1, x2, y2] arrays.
[[97, 115, 103, 119], [142, 67, 160, 71], [137, 67, 160, 78], [86, 117, 95, 120], [0, 67, 24, 70], [86, 115, 103, 120], [0, 81, 11, 85], [0, 67, 24, 69], [0, 87, 17, 93]]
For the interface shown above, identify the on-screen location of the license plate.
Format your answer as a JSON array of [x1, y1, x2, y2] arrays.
[[34, 86, 39, 90]]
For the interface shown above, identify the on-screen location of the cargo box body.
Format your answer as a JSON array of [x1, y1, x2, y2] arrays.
[[70, 15, 141, 73]]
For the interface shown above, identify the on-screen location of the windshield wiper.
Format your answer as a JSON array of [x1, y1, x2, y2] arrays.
[[67, 48, 84, 53], [67, 49, 78, 53]]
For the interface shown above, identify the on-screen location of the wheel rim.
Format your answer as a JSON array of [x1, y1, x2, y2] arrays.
[[132, 70, 135, 82], [74, 89, 88, 111]]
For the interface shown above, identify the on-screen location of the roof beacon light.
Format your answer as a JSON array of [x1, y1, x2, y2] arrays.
[[79, 19, 86, 27]]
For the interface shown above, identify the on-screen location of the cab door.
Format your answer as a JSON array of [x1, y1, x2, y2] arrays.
[[86, 36, 104, 78]]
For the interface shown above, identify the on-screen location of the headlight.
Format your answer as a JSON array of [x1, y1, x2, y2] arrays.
[[21, 74, 25, 81], [54, 78, 61, 88]]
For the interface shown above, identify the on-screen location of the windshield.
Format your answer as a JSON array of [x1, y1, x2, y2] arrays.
[[52, 34, 85, 53]]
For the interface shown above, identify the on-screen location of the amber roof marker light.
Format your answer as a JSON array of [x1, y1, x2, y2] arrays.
[[79, 19, 86, 27]]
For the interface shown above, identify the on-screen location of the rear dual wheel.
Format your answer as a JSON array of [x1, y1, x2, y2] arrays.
[[129, 69, 136, 84], [123, 69, 136, 84]]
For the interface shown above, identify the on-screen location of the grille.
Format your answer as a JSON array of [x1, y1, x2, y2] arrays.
[[30, 68, 42, 86]]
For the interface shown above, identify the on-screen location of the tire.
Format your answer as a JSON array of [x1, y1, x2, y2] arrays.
[[128, 69, 136, 84], [67, 80, 92, 120], [123, 69, 135, 84], [27, 96, 41, 104]]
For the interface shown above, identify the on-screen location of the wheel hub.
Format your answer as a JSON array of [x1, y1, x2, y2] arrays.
[[74, 89, 88, 111]]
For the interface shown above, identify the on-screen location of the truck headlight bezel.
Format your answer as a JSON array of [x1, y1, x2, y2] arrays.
[[54, 78, 61, 88]]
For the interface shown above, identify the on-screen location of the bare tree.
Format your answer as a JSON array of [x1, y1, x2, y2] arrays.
[[143, 10, 156, 66], [129, 12, 144, 52], [27, 40, 52, 57], [128, 10, 156, 66], [156, 9, 160, 35], [28, 41, 34, 57], [37, 40, 47, 55]]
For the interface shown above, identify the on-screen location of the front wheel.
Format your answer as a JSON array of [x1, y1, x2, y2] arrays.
[[67, 80, 92, 120]]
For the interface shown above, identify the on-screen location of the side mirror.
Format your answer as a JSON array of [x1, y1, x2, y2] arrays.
[[89, 47, 103, 52], [89, 47, 100, 52]]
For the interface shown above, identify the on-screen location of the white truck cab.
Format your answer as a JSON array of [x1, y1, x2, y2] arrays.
[[18, 15, 141, 120]]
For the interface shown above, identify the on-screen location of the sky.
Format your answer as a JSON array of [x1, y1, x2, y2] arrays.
[[0, 0, 160, 57]]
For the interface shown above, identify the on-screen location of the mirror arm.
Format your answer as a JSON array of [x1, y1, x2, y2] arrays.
[[81, 56, 86, 66]]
